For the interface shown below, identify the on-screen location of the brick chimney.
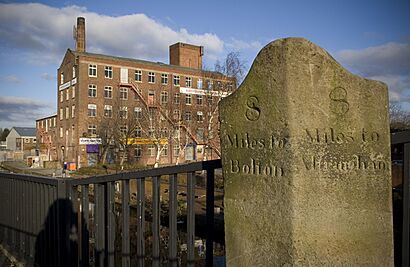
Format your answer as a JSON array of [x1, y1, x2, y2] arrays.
[[75, 17, 86, 52], [169, 42, 203, 69]]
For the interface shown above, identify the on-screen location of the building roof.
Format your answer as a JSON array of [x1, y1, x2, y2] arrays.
[[12, 127, 36, 137], [68, 49, 229, 79], [36, 113, 57, 121]]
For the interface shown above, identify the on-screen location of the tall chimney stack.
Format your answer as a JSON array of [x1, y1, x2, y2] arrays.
[[76, 17, 86, 52]]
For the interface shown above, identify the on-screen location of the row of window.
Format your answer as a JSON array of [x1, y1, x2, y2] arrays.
[[88, 64, 221, 89], [60, 86, 75, 102], [59, 105, 76, 120], [87, 104, 206, 122], [88, 85, 213, 105], [60, 66, 76, 85]]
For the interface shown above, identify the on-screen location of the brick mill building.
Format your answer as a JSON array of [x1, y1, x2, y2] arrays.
[[55, 17, 235, 167]]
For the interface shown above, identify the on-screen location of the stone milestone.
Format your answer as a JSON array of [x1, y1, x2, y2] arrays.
[[219, 38, 394, 266]]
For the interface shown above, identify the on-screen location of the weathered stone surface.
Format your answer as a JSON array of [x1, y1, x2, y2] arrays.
[[219, 38, 394, 266]]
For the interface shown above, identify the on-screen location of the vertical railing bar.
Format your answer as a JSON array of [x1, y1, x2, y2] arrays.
[[43, 184, 49, 267], [11, 178, 16, 252], [205, 169, 215, 267], [169, 174, 178, 267], [95, 183, 106, 267], [29, 181, 35, 262], [187, 172, 196, 267], [107, 182, 115, 267], [51, 185, 57, 267], [24, 180, 29, 259], [136, 178, 145, 267], [402, 143, 410, 267], [152, 176, 160, 267], [81, 184, 90, 267], [122, 180, 130, 267]]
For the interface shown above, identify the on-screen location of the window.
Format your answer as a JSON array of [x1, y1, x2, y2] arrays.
[[89, 64, 97, 77], [120, 88, 128, 100], [207, 95, 213, 105], [186, 77, 192, 87], [88, 104, 97, 117], [88, 124, 97, 136], [88, 84, 97, 97], [148, 127, 155, 137], [160, 91, 168, 104], [60, 91, 63, 102], [185, 111, 191, 121], [148, 72, 155, 83], [104, 86, 112, 98], [148, 145, 155, 156], [173, 75, 180, 86], [71, 105, 75, 118], [197, 78, 203, 89], [105, 66, 113, 79], [196, 95, 203, 105], [207, 80, 213, 90], [197, 111, 203, 122], [185, 94, 192, 105], [135, 70, 142, 82], [148, 107, 156, 119], [161, 73, 168, 85], [160, 127, 168, 138], [197, 128, 204, 141], [135, 145, 142, 158], [72, 86, 75, 98], [174, 93, 180, 104], [60, 73, 64, 85], [66, 89, 69, 101], [217, 81, 222, 89], [148, 90, 155, 105], [162, 145, 168, 156], [134, 127, 142, 138], [59, 108, 63, 120], [60, 127, 63, 138], [120, 126, 128, 136], [173, 110, 180, 120], [134, 107, 142, 119], [72, 66, 76, 78], [119, 106, 128, 119], [104, 105, 112, 118], [173, 145, 180, 157]]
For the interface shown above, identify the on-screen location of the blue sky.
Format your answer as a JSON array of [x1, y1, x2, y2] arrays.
[[0, 0, 409, 129]]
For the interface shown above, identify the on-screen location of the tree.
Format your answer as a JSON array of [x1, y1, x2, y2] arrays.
[[0, 128, 10, 141], [390, 102, 410, 132], [214, 51, 246, 87]]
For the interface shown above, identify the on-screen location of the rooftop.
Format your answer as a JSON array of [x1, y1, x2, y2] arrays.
[[12, 127, 36, 137]]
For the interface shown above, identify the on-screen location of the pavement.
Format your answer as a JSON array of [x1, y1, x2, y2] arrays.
[[0, 160, 64, 177]]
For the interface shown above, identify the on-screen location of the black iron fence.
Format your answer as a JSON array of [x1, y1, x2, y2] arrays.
[[0, 132, 409, 267], [0, 159, 222, 267]]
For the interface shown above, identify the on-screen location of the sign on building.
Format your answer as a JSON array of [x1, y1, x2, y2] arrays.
[[79, 138, 102, 145]]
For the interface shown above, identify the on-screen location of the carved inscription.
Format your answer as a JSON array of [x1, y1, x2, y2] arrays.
[[329, 87, 349, 115], [302, 155, 388, 172], [245, 96, 260, 121], [305, 128, 380, 144], [224, 132, 287, 177]]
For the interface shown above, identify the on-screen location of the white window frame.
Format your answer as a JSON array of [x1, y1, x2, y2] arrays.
[[160, 91, 168, 104], [196, 95, 203, 105], [89, 64, 97, 77], [104, 66, 113, 79], [88, 104, 97, 117], [197, 111, 203, 122], [135, 70, 142, 82], [119, 106, 128, 119], [134, 107, 142, 119], [161, 73, 168, 85], [120, 88, 128, 100], [104, 86, 112, 99], [71, 105, 75, 118], [148, 72, 155, 83], [185, 94, 192, 105], [88, 124, 97, 136], [88, 84, 97, 97], [104, 105, 112, 118], [173, 75, 180, 86], [186, 77, 192, 87]]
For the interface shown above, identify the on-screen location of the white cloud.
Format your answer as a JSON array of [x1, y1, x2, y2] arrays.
[[0, 75, 21, 83], [0, 3, 225, 64], [337, 41, 410, 76], [0, 96, 52, 128], [225, 38, 262, 52], [337, 41, 410, 105], [40, 73, 55, 81]]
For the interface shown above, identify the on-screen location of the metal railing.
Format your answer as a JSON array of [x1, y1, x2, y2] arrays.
[[0, 159, 222, 267], [391, 131, 410, 267]]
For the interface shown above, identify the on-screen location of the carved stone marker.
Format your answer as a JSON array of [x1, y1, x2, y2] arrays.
[[219, 38, 394, 266]]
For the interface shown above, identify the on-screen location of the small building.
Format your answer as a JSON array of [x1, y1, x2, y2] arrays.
[[6, 127, 37, 151], [36, 114, 58, 163]]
